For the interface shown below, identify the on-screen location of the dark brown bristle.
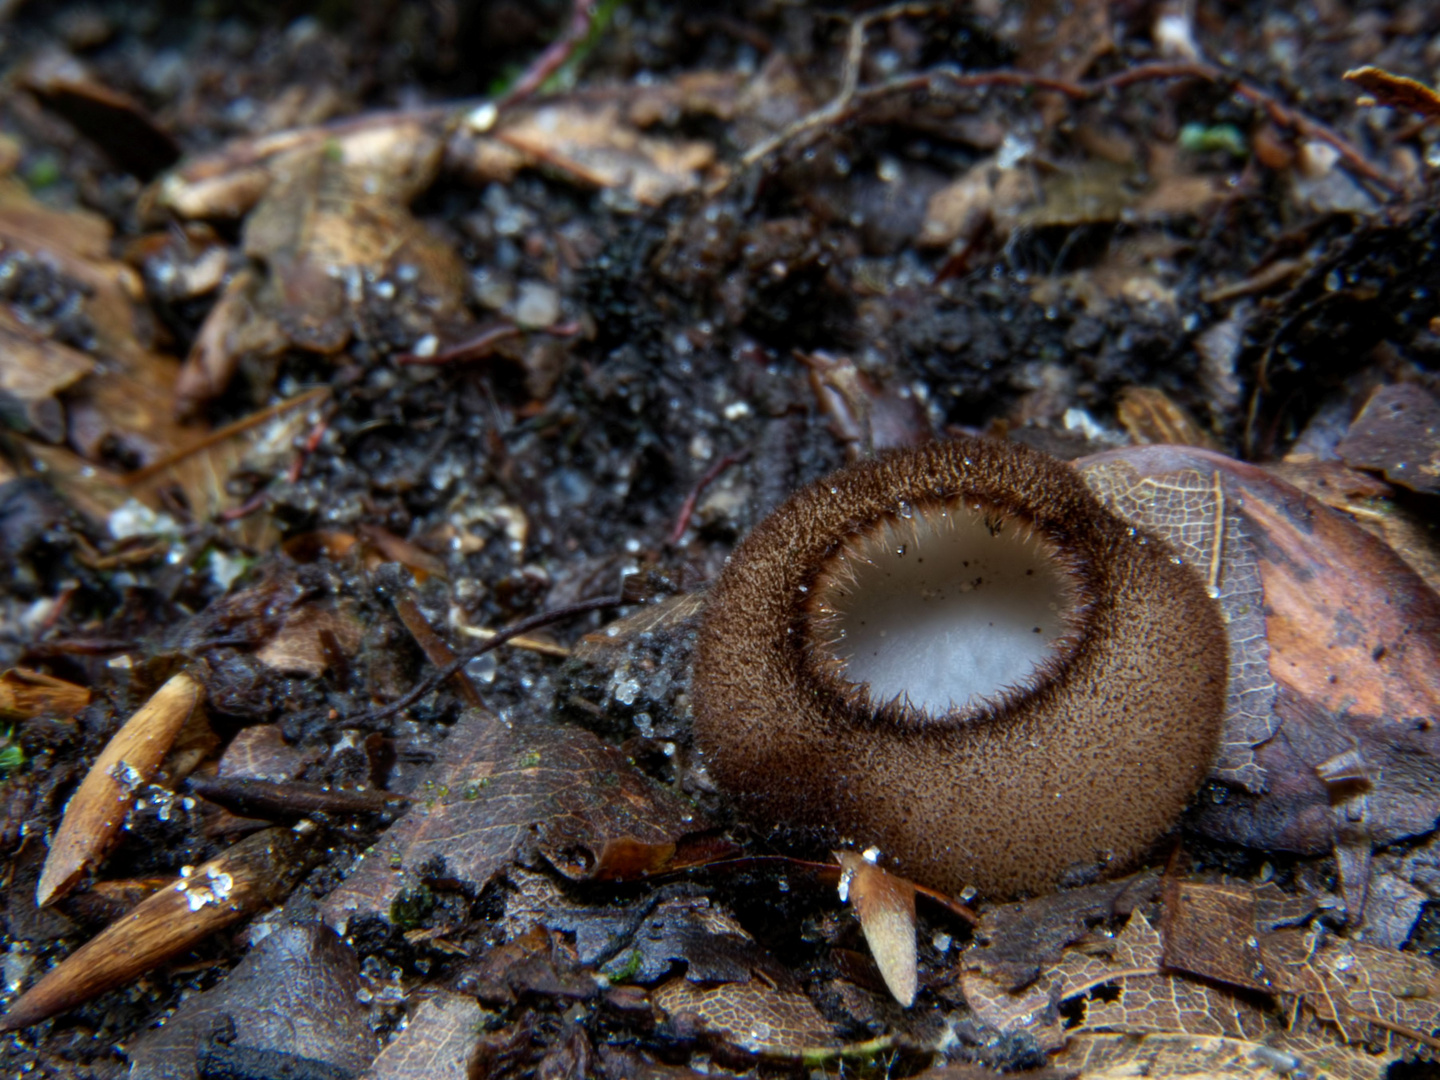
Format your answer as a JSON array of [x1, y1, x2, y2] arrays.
[[690, 435, 1228, 899]]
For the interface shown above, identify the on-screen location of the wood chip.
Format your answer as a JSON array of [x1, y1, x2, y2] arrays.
[[5, 823, 319, 1031], [36, 672, 202, 908]]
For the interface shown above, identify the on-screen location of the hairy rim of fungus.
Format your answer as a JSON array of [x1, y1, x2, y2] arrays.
[[691, 436, 1228, 899]]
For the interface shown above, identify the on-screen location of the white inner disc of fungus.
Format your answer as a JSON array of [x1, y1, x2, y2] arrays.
[[819, 504, 1074, 715]]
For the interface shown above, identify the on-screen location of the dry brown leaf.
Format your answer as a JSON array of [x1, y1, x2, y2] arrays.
[[492, 100, 716, 206], [36, 672, 202, 908], [0, 668, 90, 721], [1056, 1030, 1392, 1080], [1260, 928, 1440, 1055], [4, 823, 321, 1032], [1115, 386, 1220, 450], [0, 308, 95, 441], [319, 707, 708, 934], [652, 975, 837, 1058], [172, 119, 465, 412], [0, 178, 193, 466], [1079, 449, 1277, 792], [838, 851, 918, 1007], [1345, 66, 1440, 119], [147, 109, 433, 221], [173, 267, 286, 410], [355, 990, 483, 1079], [1336, 383, 1440, 495], [1162, 881, 1270, 992]]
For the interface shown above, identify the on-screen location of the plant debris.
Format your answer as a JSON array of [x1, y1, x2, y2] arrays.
[[1, 1, 1439, 1076]]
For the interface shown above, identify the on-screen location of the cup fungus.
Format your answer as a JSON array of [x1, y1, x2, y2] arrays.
[[692, 436, 1228, 898]]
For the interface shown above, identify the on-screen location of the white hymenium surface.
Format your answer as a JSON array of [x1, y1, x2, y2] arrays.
[[821, 505, 1073, 714]]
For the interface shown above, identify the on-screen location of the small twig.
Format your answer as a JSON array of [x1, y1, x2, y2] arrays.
[[499, 0, 596, 109], [122, 388, 329, 488], [727, 4, 1397, 196], [394, 322, 579, 367], [669, 450, 748, 545], [286, 412, 331, 483], [348, 594, 623, 725], [391, 595, 485, 710], [453, 623, 571, 658], [394, 324, 522, 366], [218, 489, 268, 522], [734, 3, 873, 170]]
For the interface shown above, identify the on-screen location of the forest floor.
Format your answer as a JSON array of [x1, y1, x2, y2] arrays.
[[1, 1, 1439, 1077]]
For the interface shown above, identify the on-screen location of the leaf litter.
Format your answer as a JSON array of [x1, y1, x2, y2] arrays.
[[0, 1, 1439, 1077]]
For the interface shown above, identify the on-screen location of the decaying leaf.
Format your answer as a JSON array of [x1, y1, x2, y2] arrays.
[[958, 872, 1162, 1051], [1058, 911, 1268, 1041], [1161, 881, 1270, 992], [1358, 869, 1429, 949], [0, 307, 95, 441], [4, 823, 322, 1031], [320, 707, 709, 934], [1259, 927, 1440, 1055], [1270, 457, 1440, 598], [1345, 66, 1440, 119], [172, 119, 465, 412], [1336, 383, 1440, 495], [254, 598, 364, 677], [355, 990, 483, 1080], [502, 873, 770, 995], [217, 723, 324, 782], [462, 923, 598, 1007], [1079, 445, 1440, 876], [124, 920, 373, 1080], [1056, 1031, 1389, 1080], [1080, 445, 1278, 793], [653, 974, 838, 1059], [972, 871, 1434, 1080], [37, 672, 203, 908]]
